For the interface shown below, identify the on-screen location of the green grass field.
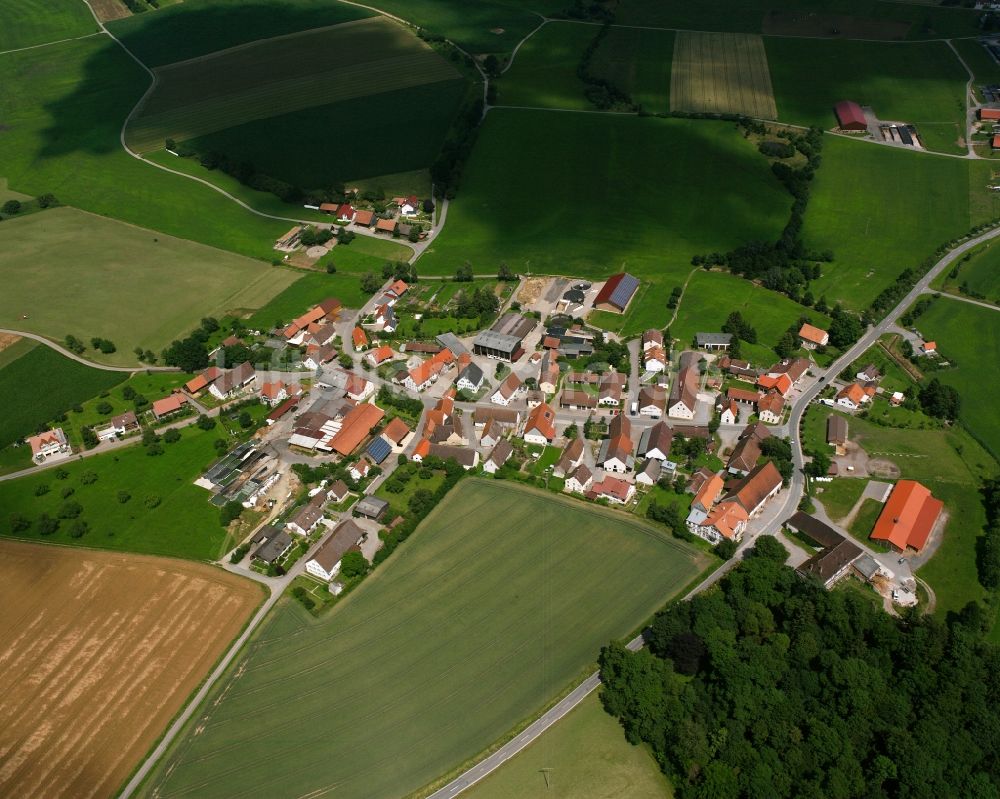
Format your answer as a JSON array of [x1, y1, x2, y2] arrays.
[[0, 38, 288, 259], [669, 270, 830, 362], [802, 136, 1000, 311], [0, 0, 97, 51], [183, 80, 467, 190], [143, 480, 706, 799], [466, 692, 672, 799], [126, 18, 462, 153], [0, 344, 124, 450], [952, 38, 1000, 96], [107, 0, 374, 67], [496, 22, 594, 110], [417, 111, 789, 286], [814, 477, 867, 524], [933, 240, 1000, 305], [767, 39, 968, 154], [912, 297, 1000, 459], [591, 25, 674, 115], [0, 207, 298, 365], [848, 416, 998, 616], [0, 426, 234, 559], [615, 0, 983, 39]]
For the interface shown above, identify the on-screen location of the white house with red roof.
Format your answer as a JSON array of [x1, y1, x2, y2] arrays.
[[26, 428, 70, 462]]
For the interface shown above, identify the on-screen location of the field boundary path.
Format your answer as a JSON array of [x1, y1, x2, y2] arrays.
[[0, 328, 179, 372], [429, 220, 1000, 798], [930, 289, 1000, 312]]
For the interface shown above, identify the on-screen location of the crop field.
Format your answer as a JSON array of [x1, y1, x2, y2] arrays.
[[913, 298, 1000, 460], [670, 32, 777, 119], [801, 136, 998, 311], [185, 80, 467, 190], [767, 39, 967, 154], [0, 39, 289, 259], [496, 22, 594, 110], [591, 26, 674, 115], [0, 207, 297, 365], [0, 344, 124, 450], [143, 480, 706, 799], [934, 240, 1000, 305], [466, 693, 672, 799], [670, 270, 831, 363], [126, 18, 462, 153], [417, 111, 790, 283], [0, 539, 261, 799], [0, 0, 97, 51], [846, 415, 998, 616], [0, 427, 237, 560], [107, 0, 374, 67], [614, 0, 982, 40]]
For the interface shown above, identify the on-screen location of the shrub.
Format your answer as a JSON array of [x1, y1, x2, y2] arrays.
[[60, 486, 75, 499], [35, 484, 50, 497], [54, 468, 69, 480], [144, 495, 162, 509], [96, 401, 114, 415], [80, 470, 98, 485], [69, 520, 88, 538], [163, 428, 181, 443], [9, 513, 30, 532], [58, 501, 83, 519], [36, 514, 59, 535], [118, 490, 131, 504]]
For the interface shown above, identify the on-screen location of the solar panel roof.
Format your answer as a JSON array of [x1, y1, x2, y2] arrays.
[[366, 436, 392, 464]]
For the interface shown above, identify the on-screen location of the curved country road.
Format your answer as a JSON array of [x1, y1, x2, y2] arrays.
[[429, 221, 1000, 797], [0, 328, 178, 372]]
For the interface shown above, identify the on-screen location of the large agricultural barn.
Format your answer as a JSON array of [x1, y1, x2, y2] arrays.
[[834, 100, 867, 131], [593, 272, 640, 313]]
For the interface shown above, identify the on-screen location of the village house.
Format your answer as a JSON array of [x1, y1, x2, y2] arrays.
[[354, 495, 389, 521], [587, 475, 635, 505], [835, 382, 874, 411], [349, 458, 372, 482], [685, 470, 725, 533], [757, 391, 785, 424], [286, 493, 326, 536], [304, 344, 337, 371], [490, 372, 525, 406], [856, 364, 882, 383], [456, 361, 485, 393], [305, 519, 365, 582], [788, 512, 862, 589], [352, 326, 369, 350], [635, 458, 662, 487], [598, 414, 634, 473], [353, 209, 375, 228], [554, 437, 585, 477], [483, 439, 513, 474], [209, 363, 256, 401], [722, 460, 784, 519], [151, 394, 187, 420], [637, 385, 666, 418], [598, 371, 626, 407], [757, 373, 793, 397], [260, 381, 298, 407], [429, 443, 479, 470], [637, 421, 672, 462], [719, 356, 760, 381], [405, 349, 454, 393], [365, 345, 395, 367], [374, 302, 397, 333], [727, 422, 771, 476], [525, 389, 545, 408], [479, 417, 503, 449], [326, 479, 351, 503], [524, 402, 557, 445], [282, 298, 341, 344], [251, 525, 293, 565], [766, 358, 810, 385], [382, 417, 412, 450], [920, 340, 937, 356], [720, 399, 739, 426], [473, 406, 522, 434], [95, 411, 139, 441], [563, 464, 592, 494], [559, 389, 597, 410], [26, 427, 71, 461], [539, 352, 560, 394], [798, 323, 829, 350], [668, 352, 700, 420]]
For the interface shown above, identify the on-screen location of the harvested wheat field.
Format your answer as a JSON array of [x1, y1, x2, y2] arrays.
[[0, 540, 262, 799], [671, 31, 777, 119]]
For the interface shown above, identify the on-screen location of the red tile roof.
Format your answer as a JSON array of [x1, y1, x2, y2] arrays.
[[152, 394, 186, 417], [382, 417, 411, 444], [798, 323, 828, 345], [328, 403, 384, 456], [871, 480, 942, 551], [525, 402, 556, 440], [352, 327, 368, 348]]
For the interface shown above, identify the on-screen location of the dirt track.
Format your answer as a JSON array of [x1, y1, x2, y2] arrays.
[[0, 540, 262, 799]]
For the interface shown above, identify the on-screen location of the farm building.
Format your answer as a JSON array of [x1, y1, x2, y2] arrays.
[[834, 100, 866, 131], [979, 108, 1000, 121], [474, 331, 522, 362], [251, 525, 293, 565], [305, 519, 366, 582], [787, 512, 862, 589], [798, 323, 829, 349], [827, 415, 848, 455], [870, 480, 943, 552], [696, 332, 732, 351], [593, 273, 640, 313], [354, 496, 389, 520]]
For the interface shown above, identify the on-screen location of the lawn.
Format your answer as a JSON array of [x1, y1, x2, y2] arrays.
[[933, 239, 1000, 305], [913, 297, 1000, 459], [417, 111, 790, 287], [126, 17, 463, 154], [0, 345, 124, 449], [106, 0, 374, 67], [496, 21, 594, 110], [615, 0, 983, 40], [591, 25, 674, 115], [848, 415, 999, 616], [768, 38, 968, 154], [813, 477, 867, 524], [0, 0, 97, 51], [183, 80, 468, 190], [243, 269, 379, 332], [669, 270, 830, 362], [848, 497, 885, 544], [0, 207, 298, 364], [465, 692, 672, 799], [0, 426, 237, 560], [801, 135, 1000, 311], [0, 38, 289, 260], [142, 480, 706, 799], [374, 462, 447, 518]]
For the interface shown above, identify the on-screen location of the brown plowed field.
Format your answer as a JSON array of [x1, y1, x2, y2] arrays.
[[0, 540, 262, 799]]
